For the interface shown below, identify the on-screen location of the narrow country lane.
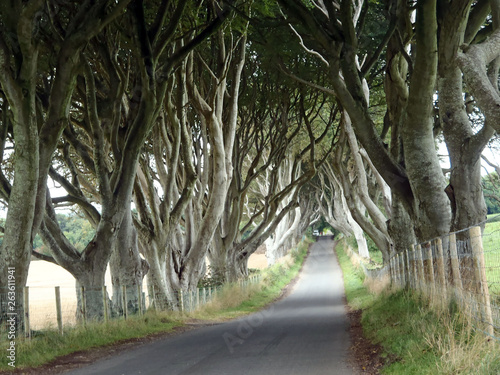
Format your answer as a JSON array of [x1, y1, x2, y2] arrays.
[[67, 239, 354, 375]]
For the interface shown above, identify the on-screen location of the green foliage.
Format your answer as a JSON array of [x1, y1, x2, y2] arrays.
[[33, 213, 95, 255], [2, 213, 95, 253], [314, 216, 338, 236], [483, 173, 500, 214], [366, 236, 384, 266], [198, 265, 227, 288], [487, 213, 500, 223]]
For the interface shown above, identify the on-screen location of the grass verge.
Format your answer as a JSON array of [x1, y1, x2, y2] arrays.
[[0, 238, 311, 372], [190, 237, 310, 321], [336, 239, 500, 375]]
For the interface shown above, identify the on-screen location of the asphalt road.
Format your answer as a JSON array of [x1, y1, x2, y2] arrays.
[[67, 238, 354, 375]]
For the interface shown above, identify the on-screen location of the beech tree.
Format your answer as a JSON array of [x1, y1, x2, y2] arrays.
[[315, 163, 371, 259], [1, 0, 233, 319], [132, 69, 197, 308], [0, 0, 133, 323], [276, 0, 498, 246], [131, 12, 250, 306], [438, 1, 498, 232], [209, 71, 337, 280]]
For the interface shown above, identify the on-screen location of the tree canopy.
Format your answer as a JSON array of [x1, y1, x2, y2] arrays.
[[0, 0, 499, 319]]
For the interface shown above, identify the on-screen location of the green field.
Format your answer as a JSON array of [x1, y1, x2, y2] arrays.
[[484, 216, 500, 296]]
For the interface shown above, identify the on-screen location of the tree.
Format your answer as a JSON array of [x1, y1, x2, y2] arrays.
[[0, 0, 132, 326], [10, 0, 233, 319], [131, 8, 250, 307], [276, 0, 498, 246], [438, 1, 496, 232]]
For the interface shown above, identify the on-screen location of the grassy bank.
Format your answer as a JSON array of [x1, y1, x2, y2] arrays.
[[0, 239, 310, 372], [192, 239, 310, 321], [336, 240, 500, 375]]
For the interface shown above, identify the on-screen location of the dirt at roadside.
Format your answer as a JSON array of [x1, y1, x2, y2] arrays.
[[347, 308, 384, 374], [347, 307, 399, 374]]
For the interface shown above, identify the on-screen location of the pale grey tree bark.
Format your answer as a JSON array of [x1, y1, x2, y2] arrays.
[[332, 117, 392, 262], [439, 1, 498, 232], [0, 1, 42, 299], [277, 0, 458, 243], [315, 164, 370, 259], [0, 1, 132, 327], [109, 200, 149, 315], [30, 0, 231, 318]]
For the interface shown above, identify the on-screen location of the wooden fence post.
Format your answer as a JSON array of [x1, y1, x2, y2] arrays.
[[397, 253, 403, 287], [390, 257, 395, 285], [449, 233, 463, 292], [137, 285, 143, 316], [55, 286, 63, 335], [416, 244, 425, 291], [410, 245, 417, 289], [23, 287, 30, 339], [122, 285, 128, 319], [424, 242, 435, 296], [405, 249, 411, 288], [434, 238, 447, 295], [470, 226, 494, 338], [151, 285, 157, 311], [179, 290, 184, 313], [394, 254, 399, 287], [102, 286, 108, 322], [394, 256, 399, 286], [81, 286, 86, 326], [400, 253, 406, 287]]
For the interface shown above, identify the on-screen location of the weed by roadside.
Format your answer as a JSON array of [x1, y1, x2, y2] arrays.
[[0, 312, 181, 372], [336, 240, 500, 375]]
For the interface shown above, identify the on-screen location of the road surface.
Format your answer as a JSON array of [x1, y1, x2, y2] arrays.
[[67, 238, 354, 375]]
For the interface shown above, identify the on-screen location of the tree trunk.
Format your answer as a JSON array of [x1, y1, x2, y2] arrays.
[[438, 4, 493, 233], [227, 251, 249, 282], [208, 229, 232, 283], [0, 1, 43, 333], [145, 243, 177, 310], [73, 251, 109, 322], [0, 82, 39, 336], [109, 204, 149, 315], [387, 195, 416, 256], [265, 207, 301, 266], [403, 0, 451, 240]]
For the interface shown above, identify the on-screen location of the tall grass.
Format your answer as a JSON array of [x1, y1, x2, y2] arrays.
[[336, 240, 500, 374], [0, 312, 182, 371]]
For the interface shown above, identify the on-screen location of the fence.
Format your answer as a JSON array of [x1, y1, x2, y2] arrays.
[[389, 221, 500, 342], [0, 275, 261, 338]]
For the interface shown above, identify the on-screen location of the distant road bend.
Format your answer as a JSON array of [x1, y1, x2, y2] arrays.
[[68, 238, 354, 375]]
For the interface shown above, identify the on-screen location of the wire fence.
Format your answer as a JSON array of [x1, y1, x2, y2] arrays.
[[389, 218, 500, 342], [0, 276, 261, 338]]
